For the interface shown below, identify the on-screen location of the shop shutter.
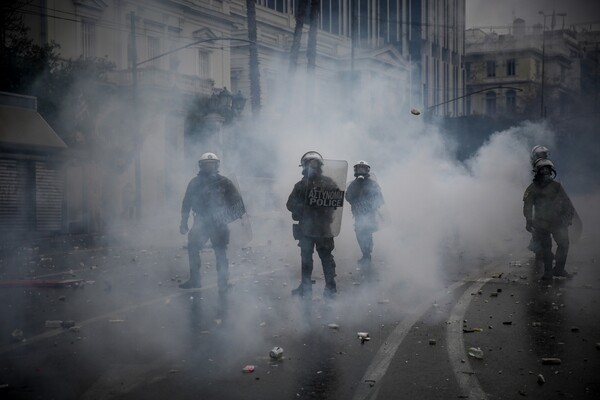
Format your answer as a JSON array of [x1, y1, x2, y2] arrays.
[[0, 158, 28, 232], [35, 161, 63, 231]]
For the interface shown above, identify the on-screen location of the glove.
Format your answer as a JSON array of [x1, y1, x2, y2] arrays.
[[525, 220, 533, 233], [179, 221, 189, 235]]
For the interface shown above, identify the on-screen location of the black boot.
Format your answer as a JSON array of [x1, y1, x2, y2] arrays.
[[291, 282, 312, 297], [179, 268, 200, 289], [552, 268, 573, 278]]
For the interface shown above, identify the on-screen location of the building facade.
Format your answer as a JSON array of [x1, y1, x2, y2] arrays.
[[16, 0, 464, 231], [465, 18, 582, 120]]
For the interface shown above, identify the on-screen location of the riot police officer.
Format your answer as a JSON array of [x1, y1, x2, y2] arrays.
[[528, 145, 551, 270], [523, 158, 575, 280], [345, 161, 384, 268], [286, 151, 340, 299], [179, 152, 246, 291]]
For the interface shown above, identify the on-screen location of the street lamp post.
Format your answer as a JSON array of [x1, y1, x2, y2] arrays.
[[411, 86, 524, 116], [128, 31, 252, 220]]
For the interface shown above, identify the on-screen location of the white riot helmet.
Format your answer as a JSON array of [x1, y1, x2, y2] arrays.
[[530, 145, 550, 166], [198, 152, 220, 172], [299, 151, 324, 168], [353, 160, 371, 177]]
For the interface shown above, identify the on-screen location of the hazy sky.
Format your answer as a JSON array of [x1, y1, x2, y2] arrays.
[[466, 0, 600, 29]]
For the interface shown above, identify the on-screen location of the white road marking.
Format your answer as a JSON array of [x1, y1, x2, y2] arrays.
[[446, 278, 491, 400], [352, 280, 466, 400]]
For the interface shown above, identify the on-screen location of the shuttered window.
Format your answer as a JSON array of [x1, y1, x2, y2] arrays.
[[0, 158, 64, 233]]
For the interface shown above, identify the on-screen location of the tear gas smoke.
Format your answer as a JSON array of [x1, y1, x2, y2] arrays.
[[4, 48, 599, 382]]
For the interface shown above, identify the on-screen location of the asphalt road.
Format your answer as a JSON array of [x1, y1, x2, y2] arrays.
[[1, 233, 599, 400]]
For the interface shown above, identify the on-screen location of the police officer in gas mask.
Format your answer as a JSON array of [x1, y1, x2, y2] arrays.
[[286, 151, 340, 299], [345, 161, 384, 269], [527, 145, 551, 270], [523, 158, 575, 280], [179, 152, 245, 291]]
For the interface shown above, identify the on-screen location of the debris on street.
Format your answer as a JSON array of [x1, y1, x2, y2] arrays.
[[0, 278, 85, 288], [269, 346, 284, 360], [242, 365, 255, 373], [541, 358, 562, 365], [11, 329, 24, 342], [467, 347, 484, 359], [357, 332, 370, 343], [45, 320, 63, 328]]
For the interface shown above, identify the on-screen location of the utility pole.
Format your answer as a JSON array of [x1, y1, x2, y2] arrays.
[[540, 20, 546, 119], [130, 11, 141, 220], [351, 0, 357, 74]]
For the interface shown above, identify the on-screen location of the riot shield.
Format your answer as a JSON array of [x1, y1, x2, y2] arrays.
[[301, 159, 348, 237]]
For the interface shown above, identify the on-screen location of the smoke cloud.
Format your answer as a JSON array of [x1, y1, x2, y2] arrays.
[[4, 40, 599, 393]]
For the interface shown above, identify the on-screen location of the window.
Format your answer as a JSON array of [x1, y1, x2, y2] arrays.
[[260, 0, 286, 12], [465, 62, 471, 80], [169, 42, 180, 71], [505, 90, 516, 114], [486, 61, 496, 77], [486, 91, 496, 115], [535, 60, 541, 78], [147, 37, 160, 67], [506, 59, 516, 76], [82, 20, 96, 59], [197, 50, 210, 78]]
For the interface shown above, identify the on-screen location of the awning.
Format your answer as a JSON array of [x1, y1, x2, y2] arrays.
[[0, 105, 67, 151]]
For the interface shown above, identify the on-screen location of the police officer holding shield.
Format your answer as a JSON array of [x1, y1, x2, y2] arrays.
[[527, 145, 551, 271], [179, 152, 246, 292], [287, 151, 346, 299]]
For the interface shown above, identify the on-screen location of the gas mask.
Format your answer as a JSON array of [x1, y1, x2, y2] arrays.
[[304, 159, 322, 178], [537, 166, 555, 184], [199, 161, 219, 177]]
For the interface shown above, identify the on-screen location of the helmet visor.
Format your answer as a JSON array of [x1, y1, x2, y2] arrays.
[[304, 158, 323, 168], [199, 159, 219, 173]]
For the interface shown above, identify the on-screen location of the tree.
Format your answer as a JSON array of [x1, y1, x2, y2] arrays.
[[246, 0, 261, 115], [0, 1, 60, 95], [289, 0, 309, 72], [307, 0, 320, 72]]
